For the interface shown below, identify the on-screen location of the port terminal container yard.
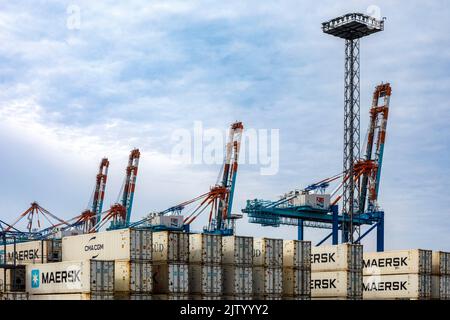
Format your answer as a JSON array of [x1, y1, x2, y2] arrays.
[[311, 244, 363, 300], [62, 228, 152, 261], [26, 260, 114, 295], [0, 239, 62, 264], [222, 236, 253, 299], [283, 240, 311, 300], [431, 251, 450, 300]]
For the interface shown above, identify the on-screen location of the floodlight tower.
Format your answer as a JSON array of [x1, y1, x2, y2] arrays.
[[322, 13, 384, 244]]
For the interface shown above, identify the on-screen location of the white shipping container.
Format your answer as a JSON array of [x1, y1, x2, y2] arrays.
[[153, 263, 189, 294], [363, 273, 431, 300], [283, 268, 311, 297], [152, 231, 189, 263], [0, 240, 61, 265], [189, 233, 222, 264], [223, 265, 252, 295], [25, 260, 114, 294], [253, 238, 283, 267], [253, 267, 283, 295], [311, 271, 362, 299], [311, 244, 363, 272], [150, 215, 184, 229], [189, 264, 222, 295], [62, 228, 152, 261], [292, 193, 330, 210], [431, 275, 450, 300], [115, 260, 152, 293], [29, 293, 114, 300], [432, 251, 450, 275], [0, 267, 26, 292], [363, 249, 432, 276], [283, 240, 311, 269], [222, 236, 253, 265]]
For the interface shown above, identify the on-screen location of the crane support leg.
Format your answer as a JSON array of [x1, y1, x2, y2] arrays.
[[297, 219, 304, 241], [332, 205, 339, 245], [377, 213, 384, 252]]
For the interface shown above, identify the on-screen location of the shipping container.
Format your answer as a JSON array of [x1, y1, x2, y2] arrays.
[[253, 294, 282, 300], [62, 228, 152, 261], [189, 264, 222, 295], [431, 275, 450, 300], [114, 292, 152, 300], [0, 239, 61, 265], [432, 251, 450, 275], [311, 270, 362, 299], [283, 295, 311, 300], [115, 260, 152, 293], [190, 294, 222, 300], [253, 238, 283, 267], [253, 267, 283, 295], [0, 292, 28, 300], [152, 231, 189, 263], [189, 233, 222, 264], [29, 293, 114, 300], [223, 265, 252, 296], [291, 193, 331, 210], [363, 249, 432, 276], [152, 263, 189, 294], [222, 236, 253, 265], [283, 268, 311, 297], [0, 266, 26, 292], [150, 215, 184, 229], [223, 295, 253, 300], [363, 273, 431, 300], [25, 260, 114, 294], [311, 244, 363, 272], [283, 240, 311, 269], [151, 294, 189, 300]]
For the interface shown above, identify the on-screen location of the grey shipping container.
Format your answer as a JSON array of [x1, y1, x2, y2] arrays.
[[253, 238, 283, 267], [0, 266, 26, 292], [253, 267, 283, 295], [223, 265, 252, 296], [283, 268, 311, 297], [222, 236, 253, 265], [431, 275, 450, 300], [115, 260, 152, 293], [189, 233, 222, 264], [189, 264, 222, 295], [432, 251, 450, 275], [153, 263, 189, 294], [283, 240, 311, 269], [152, 231, 189, 263]]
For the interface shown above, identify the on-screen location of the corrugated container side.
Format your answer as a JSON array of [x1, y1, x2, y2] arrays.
[[190, 294, 222, 300], [189, 264, 222, 295], [283, 295, 311, 300], [129, 229, 152, 261], [363, 273, 431, 300], [432, 251, 450, 275], [223, 265, 252, 295], [283, 268, 311, 296], [0, 240, 61, 265], [253, 294, 282, 300], [0, 267, 26, 292], [152, 263, 189, 294], [253, 238, 283, 267], [223, 295, 253, 300], [90, 260, 115, 292], [253, 267, 283, 295], [114, 292, 152, 300], [283, 240, 311, 269], [311, 244, 363, 272], [222, 236, 253, 265], [152, 231, 189, 263], [363, 249, 432, 276], [311, 270, 362, 299], [115, 260, 152, 293], [189, 234, 222, 264], [431, 275, 450, 300]]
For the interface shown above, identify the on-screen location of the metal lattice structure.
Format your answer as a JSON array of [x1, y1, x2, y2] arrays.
[[322, 13, 384, 244]]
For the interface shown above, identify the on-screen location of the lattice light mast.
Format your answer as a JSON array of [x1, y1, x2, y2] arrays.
[[322, 13, 384, 243]]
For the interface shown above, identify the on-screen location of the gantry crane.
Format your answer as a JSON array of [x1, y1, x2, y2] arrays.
[[243, 84, 391, 251], [132, 122, 244, 235]]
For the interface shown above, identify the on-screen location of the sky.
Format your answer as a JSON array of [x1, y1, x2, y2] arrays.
[[0, 0, 449, 252]]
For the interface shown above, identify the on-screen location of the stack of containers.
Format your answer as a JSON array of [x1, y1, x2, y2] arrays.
[[222, 236, 253, 300], [252, 238, 283, 300], [362, 249, 432, 300], [62, 228, 153, 300], [189, 233, 222, 300], [27, 260, 115, 300], [311, 244, 363, 300], [152, 231, 189, 300], [432, 251, 450, 300], [282, 240, 311, 300]]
